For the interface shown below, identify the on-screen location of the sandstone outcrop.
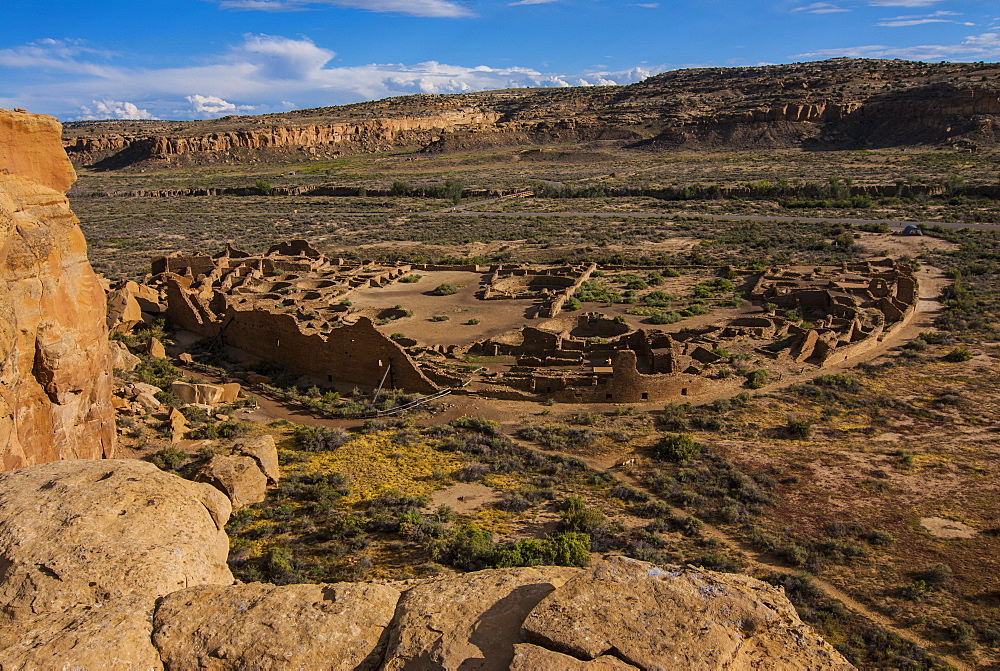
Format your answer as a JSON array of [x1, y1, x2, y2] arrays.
[[0, 596, 162, 670], [0, 460, 852, 670], [234, 434, 280, 484], [522, 557, 852, 670], [0, 459, 232, 619], [106, 285, 143, 333], [152, 582, 400, 670], [381, 566, 578, 669], [193, 454, 268, 510], [171, 380, 241, 405], [0, 108, 114, 471]]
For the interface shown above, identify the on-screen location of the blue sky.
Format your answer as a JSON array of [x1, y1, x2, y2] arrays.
[[1, 0, 998, 121]]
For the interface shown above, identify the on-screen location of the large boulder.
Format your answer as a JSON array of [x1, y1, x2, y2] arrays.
[[521, 556, 853, 670], [170, 381, 240, 405], [0, 459, 233, 619], [192, 454, 268, 510], [106, 287, 143, 334], [0, 109, 115, 471], [110, 340, 141, 372], [235, 434, 280, 484], [152, 582, 400, 670], [381, 566, 578, 669]]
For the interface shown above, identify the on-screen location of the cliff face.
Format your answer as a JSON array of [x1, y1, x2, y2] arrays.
[[0, 109, 114, 470], [65, 108, 503, 169], [63, 59, 1000, 169]]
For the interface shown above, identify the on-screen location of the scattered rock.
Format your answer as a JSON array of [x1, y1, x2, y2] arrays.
[[152, 582, 400, 670], [110, 340, 141, 372], [131, 382, 162, 397], [382, 566, 577, 669], [0, 459, 233, 618], [135, 391, 161, 410], [106, 287, 143, 334], [178, 352, 194, 364], [147, 337, 166, 359], [920, 517, 977, 539], [235, 434, 280, 485], [168, 408, 188, 443], [193, 454, 268, 510], [521, 557, 852, 670], [245, 373, 271, 385]]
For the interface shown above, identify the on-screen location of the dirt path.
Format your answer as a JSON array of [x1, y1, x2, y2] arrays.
[[559, 453, 972, 670]]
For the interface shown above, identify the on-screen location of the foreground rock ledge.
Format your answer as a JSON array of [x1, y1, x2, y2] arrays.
[[0, 459, 232, 619], [0, 459, 853, 669]]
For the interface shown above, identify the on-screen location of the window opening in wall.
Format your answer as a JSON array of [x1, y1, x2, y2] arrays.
[[641, 392, 648, 400], [681, 388, 688, 396], [605, 393, 613, 400]]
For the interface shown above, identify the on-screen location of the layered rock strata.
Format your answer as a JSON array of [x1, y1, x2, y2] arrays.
[[0, 109, 114, 470], [63, 59, 1000, 169]]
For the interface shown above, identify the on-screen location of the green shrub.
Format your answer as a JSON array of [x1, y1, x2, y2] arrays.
[[943, 347, 973, 362], [431, 283, 460, 296], [294, 425, 350, 451], [562, 297, 582, 311], [449, 416, 500, 435], [398, 274, 421, 283], [653, 433, 699, 463], [560, 502, 606, 534], [786, 419, 812, 439], [745, 369, 769, 389], [648, 311, 682, 325], [188, 421, 255, 440], [150, 447, 187, 471]]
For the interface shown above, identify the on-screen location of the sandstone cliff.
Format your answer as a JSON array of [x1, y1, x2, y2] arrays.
[[0, 109, 114, 470], [63, 58, 1000, 169], [0, 459, 854, 669]]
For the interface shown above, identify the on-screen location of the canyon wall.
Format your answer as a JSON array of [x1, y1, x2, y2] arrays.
[[62, 59, 1000, 169], [0, 109, 114, 470]]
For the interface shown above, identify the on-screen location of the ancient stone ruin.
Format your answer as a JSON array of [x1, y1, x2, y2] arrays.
[[156, 243, 918, 403]]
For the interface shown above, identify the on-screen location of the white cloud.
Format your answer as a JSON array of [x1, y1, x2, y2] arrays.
[[0, 38, 117, 77], [239, 33, 336, 79], [0, 35, 661, 121], [876, 9, 972, 27], [508, 0, 558, 5], [186, 95, 238, 114], [793, 30, 1000, 60], [77, 99, 156, 120], [215, 0, 472, 18], [869, 0, 945, 6], [793, 3, 849, 14]]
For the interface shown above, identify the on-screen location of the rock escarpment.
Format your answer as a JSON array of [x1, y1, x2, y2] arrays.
[[0, 109, 114, 470], [63, 58, 1000, 169], [0, 459, 854, 669]]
